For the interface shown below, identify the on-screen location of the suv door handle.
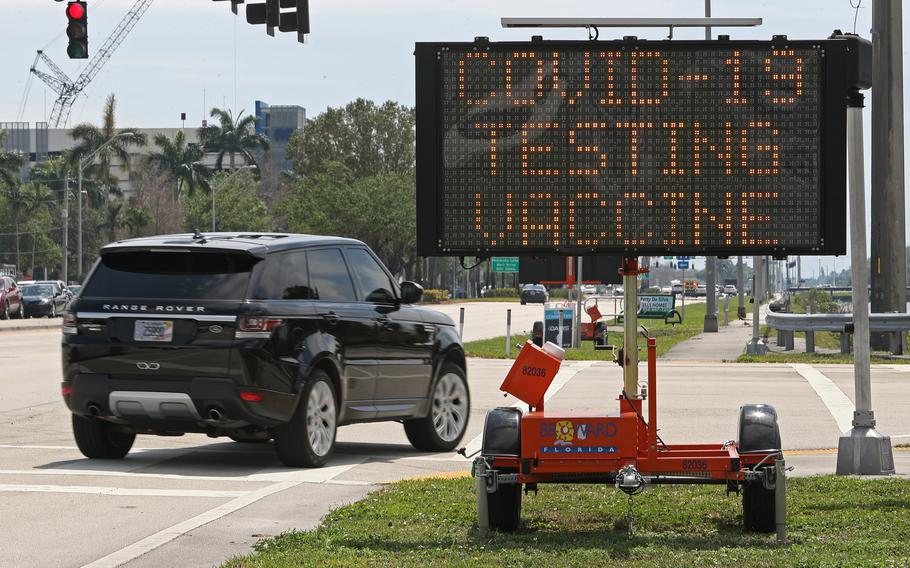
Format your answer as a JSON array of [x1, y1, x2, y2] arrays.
[[375, 315, 392, 328], [321, 312, 340, 324]]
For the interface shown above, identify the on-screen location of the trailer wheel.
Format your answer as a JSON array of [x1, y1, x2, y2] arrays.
[[738, 404, 781, 533], [742, 472, 775, 532], [481, 407, 523, 532], [487, 477, 522, 532]]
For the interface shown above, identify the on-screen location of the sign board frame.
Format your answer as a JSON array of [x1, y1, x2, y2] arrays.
[[415, 36, 870, 257]]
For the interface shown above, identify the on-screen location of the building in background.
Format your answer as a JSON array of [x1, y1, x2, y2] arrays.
[[254, 100, 306, 171]]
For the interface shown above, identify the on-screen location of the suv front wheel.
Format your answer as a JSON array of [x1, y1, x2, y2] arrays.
[[273, 370, 338, 468], [404, 363, 470, 452]]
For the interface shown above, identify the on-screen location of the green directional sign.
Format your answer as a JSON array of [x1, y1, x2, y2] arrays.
[[491, 257, 519, 273]]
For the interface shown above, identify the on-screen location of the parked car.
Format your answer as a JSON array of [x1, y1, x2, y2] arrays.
[[695, 284, 708, 297], [723, 284, 737, 295], [580, 284, 597, 295], [613, 286, 624, 297], [61, 233, 469, 468], [67, 284, 82, 296], [0, 276, 25, 320], [20, 282, 69, 318], [520, 284, 549, 304], [34, 280, 74, 300]]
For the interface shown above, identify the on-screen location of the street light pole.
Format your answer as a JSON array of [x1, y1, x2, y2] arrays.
[[77, 132, 135, 278]]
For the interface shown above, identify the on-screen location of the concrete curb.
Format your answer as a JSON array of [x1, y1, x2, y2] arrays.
[[0, 320, 61, 333]]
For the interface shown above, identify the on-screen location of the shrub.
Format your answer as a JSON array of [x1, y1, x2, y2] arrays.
[[483, 287, 518, 298], [421, 289, 449, 304]]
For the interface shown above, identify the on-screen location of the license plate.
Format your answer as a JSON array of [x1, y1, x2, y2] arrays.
[[134, 320, 174, 342]]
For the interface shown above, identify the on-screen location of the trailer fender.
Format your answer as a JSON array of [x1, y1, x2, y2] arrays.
[[482, 407, 522, 456], [738, 404, 781, 453]]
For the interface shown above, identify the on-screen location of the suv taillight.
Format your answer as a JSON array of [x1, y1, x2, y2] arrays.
[[236, 316, 283, 338], [62, 313, 78, 335]]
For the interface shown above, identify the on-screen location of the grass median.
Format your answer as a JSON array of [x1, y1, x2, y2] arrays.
[[224, 475, 910, 567], [464, 299, 741, 360]]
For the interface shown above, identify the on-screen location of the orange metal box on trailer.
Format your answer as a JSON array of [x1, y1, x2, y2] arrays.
[[499, 341, 564, 407]]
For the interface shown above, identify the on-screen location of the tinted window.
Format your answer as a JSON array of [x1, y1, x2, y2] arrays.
[[346, 248, 395, 303], [22, 285, 54, 297], [253, 251, 313, 300], [307, 248, 356, 302], [82, 251, 257, 300]]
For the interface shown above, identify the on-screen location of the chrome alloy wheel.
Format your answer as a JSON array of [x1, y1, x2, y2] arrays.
[[306, 381, 336, 457], [432, 373, 468, 442]]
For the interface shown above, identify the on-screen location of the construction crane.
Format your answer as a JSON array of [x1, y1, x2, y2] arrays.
[[29, 0, 155, 127]]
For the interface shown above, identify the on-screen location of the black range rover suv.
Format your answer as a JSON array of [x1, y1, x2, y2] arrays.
[[62, 233, 469, 467]]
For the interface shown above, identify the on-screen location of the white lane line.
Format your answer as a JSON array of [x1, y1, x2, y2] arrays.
[[0, 484, 247, 498], [81, 459, 367, 568], [790, 363, 855, 434], [451, 360, 596, 461], [0, 468, 374, 485]]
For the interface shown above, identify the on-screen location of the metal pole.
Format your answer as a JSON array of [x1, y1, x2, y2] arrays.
[[212, 183, 216, 231], [77, 166, 83, 279], [506, 308, 512, 357], [870, 0, 908, 354], [681, 267, 686, 319], [458, 307, 465, 340], [737, 255, 746, 318], [705, 257, 718, 331], [775, 455, 787, 544], [746, 256, 766, 354], [574, 256, 583, 348], [797, 256, 802, 288], [62, 175, 69, 283], [474, 457, 490, 537], [837, 92, 895, 475], [623, 258, 638, 395], [704, 0, 711, 40]]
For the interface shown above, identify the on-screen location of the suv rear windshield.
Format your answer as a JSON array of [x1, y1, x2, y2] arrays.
[[82, 251, 258, 300]]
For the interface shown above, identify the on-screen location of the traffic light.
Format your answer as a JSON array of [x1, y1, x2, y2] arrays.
[[244, 0, 309, 42], [66, 1, 88, 59]]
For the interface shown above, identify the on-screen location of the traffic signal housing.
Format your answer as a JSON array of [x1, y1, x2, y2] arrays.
[[243, 0, 309, 42], [66, 1, 88, 59]]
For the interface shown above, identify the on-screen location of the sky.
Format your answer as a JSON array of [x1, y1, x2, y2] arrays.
[[1, 0, 905, 279]]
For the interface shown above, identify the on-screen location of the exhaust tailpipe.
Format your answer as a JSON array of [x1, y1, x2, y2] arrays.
[[87, 404, 101, 417], [207, 408, 223, 421]]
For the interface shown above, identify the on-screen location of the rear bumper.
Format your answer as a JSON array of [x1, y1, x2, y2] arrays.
[[63, 373, 297, 431]]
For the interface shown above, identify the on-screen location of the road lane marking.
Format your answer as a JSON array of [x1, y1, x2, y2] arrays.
[[0, 468, 374, 485], [80, 458, 368, 568], [0, 484, 247, 498], [451, 360, 597, 462], [789, 363, 855, 433]]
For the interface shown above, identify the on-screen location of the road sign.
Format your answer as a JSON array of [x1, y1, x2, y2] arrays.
[[663, 256, 675, 260], [677, 260, 690, 269], [491, 257, 519, 273], [415, 36, 870, 256]]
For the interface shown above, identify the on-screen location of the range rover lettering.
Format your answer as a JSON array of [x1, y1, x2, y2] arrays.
[[61, 233, 470, 467]]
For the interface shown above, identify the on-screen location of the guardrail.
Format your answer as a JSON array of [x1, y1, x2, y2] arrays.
[[764, 312, 910, 353]]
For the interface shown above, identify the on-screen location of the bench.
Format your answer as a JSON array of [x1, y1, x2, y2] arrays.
[[616, 294, 683, 325]]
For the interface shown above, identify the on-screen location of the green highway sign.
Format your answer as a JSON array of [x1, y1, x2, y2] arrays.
[[491, 257, 519, 273]]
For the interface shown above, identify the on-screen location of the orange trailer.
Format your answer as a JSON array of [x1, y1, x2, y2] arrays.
[[473, 257, 786, 539]]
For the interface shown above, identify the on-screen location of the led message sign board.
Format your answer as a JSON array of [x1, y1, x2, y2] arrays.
[[415, 37, 869, 256]]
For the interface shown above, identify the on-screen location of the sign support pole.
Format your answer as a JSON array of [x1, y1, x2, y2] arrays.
[[746, 255, 767, 355], [836, 90, 895, 475], [621, 257, 643, 395], [737, 256, 746, 318]]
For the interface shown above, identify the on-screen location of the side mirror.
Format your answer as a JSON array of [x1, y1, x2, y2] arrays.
[[400, 281, 423, 304]]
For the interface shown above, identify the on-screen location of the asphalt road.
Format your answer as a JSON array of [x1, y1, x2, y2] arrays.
[[2, 328, 909, 567]]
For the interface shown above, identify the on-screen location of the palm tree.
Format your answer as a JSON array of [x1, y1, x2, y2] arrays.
[[69, 94, 147, 196], [0, 131, 24, 190], [147, 130, 211, 197], [123, 206, 150, 238], [100, 200, 124, 244], [198, 107, 270, 172]]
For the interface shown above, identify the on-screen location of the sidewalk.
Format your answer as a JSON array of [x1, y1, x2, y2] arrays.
[[661, 312, 757, 362]]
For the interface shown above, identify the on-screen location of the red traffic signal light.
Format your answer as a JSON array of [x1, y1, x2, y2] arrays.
[[66, 2, 85, 20], [66, 1, 88, 59]]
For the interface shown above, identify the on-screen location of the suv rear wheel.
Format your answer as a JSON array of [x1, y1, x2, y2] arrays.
[[72, 414, 136, 459], [404, 363, 470, 451], [273, 370, 337, 468]]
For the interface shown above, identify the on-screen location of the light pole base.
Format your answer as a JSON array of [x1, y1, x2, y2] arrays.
[[737, 306, 747, 319], [746, 339, 767, 355], [703, 313, 719, 332], [836, 426, 895, 475]]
